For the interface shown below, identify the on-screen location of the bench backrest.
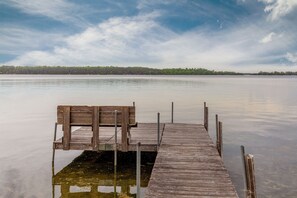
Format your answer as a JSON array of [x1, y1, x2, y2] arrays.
[[57, 105, 136, 126]]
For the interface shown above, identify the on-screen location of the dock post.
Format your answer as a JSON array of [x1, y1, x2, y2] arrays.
[[245, 154, 257, 198], [133, 101, 135, 107], [52, 122, 57, 198], [241, 145, 248, 195], [114, 110, 118, 169], [171, 102, 174, 123], [136, 142, 141, 198], [204, 102, 208, 131], [157, 112, 160, 146], [52, 122, 58, 167], [215, 114, 219, 150], [218, 121, 223, 158]]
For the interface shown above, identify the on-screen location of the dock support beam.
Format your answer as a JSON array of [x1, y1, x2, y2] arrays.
[[136, 142, 141, 198], [114, 110, 118, 169], [204, 102, 208, 131], [241, 146, 257, 198], [215, 114, 219, 149], [52, 122, 58, 167], [157, 112, 160, 146], [217, 121, 223, 158], [171, 102, 174, 123]]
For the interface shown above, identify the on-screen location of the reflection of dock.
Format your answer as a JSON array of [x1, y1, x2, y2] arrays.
[[52, 151, 155, 197], [52, 103, 239, 197]]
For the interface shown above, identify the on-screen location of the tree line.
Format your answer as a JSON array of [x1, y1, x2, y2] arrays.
[[0, 66, 296, 75], [0, 66, 240, 75]]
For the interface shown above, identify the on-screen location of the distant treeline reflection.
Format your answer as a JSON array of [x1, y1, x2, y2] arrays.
[[0, 66, 296, 75]]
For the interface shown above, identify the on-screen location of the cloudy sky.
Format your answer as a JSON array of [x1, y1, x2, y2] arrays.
[[0, 0, 297, 72]]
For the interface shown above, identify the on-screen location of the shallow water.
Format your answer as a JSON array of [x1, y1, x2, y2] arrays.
[[0, 75, 297, 197]]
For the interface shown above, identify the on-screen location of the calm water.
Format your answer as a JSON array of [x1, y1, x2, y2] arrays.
[[0, 75, 297, 198]]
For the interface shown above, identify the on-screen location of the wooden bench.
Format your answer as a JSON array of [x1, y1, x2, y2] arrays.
[[57, 105, 136, 151]]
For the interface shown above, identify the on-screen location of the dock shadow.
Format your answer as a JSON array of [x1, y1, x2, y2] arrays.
[[52, 151, 156, 198]]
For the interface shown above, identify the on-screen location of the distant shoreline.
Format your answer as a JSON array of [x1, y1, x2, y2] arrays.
[[0, 66, 296, 75]]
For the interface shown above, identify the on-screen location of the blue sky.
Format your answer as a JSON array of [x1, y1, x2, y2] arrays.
[[0, 0, 297, 72]]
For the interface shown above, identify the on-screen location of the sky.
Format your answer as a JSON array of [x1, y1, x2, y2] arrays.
[[0, 0, 297, 72]]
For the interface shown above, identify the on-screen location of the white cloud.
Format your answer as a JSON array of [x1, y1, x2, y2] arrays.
[[286, 52, 297, 63], [0, 26, 64, 55], [2, 12, 297, 72], [259, 0, 297, 20], [260, 32, 276, 43], [1, 0, 91, 26]]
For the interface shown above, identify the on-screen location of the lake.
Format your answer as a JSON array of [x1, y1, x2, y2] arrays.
[[0, 75, 296, 198]]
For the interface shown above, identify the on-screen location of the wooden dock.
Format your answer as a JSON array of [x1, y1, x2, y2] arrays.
[[52, 104, 239, 197], [145, 123, 238, 197]]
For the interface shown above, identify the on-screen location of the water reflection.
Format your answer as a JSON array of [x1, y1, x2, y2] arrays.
[[52, 151, 156, 198]]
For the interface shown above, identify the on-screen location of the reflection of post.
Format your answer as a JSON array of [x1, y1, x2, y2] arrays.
[[114, 166, 117, 198], [52, 122, 57, 198], [136, 142, 141, 198], [61, 184, 70, 198], [121, 182, 130, 194], [52, 162, 55, 198], [90, 185, 98, 198]]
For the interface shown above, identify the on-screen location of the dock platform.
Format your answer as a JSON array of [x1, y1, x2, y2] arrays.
[[52, 104, 239, 197], [145, 123, 238, 197], [54, 123, 164, 152]]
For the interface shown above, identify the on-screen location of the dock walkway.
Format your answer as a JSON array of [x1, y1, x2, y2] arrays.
[[145, 123, 238, 197]]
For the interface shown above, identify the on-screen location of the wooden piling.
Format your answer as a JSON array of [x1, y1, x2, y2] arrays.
[[215, 114, 219, 150], [245, 154, 257, 198], [157, 112, 160, 146], [241, 145, 248, 195], [171, 102, 174, 123], [204, 102, 208, 131], [218, 121, 223, 157], [114, 110, 118, 168], [62, 107, 71, 150]]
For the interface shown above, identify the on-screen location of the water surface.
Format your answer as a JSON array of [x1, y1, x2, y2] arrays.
[[0, 75, 297, 197]]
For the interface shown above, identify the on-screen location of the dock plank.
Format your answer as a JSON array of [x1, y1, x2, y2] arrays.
[[145, 123, 238, 198]]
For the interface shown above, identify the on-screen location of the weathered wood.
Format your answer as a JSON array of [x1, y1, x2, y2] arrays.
[[245, 154, 256, 198], [92, 106, 99, 150], [204, 102, 208, 131], [218, 121, 223, 157], [57, 105, 136, 126], [54, 123, 164, 151], [62, 106, 71, 150], [121, 107, 129, 152], [215, 114, 219, 150], [145, 123, 238, 198]]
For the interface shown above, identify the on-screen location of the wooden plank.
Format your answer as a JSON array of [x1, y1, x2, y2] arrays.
[[121, 107, 129, 152], [92, 106, 99, 150], [145, 123, 238, 198], [57, 105, 136, 125], [62, 106, 71, 150]]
